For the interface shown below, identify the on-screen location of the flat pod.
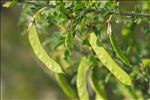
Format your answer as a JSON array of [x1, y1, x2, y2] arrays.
[[109, 33, 132, 67], [89, 72, 107, 100], [77, 57, 90, 100], [28, 22, 64, 73], [55, 73, 77, 99], [89, 32, 132, 86]]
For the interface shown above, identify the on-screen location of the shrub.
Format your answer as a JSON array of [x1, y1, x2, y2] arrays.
[[3, 1, 150, 100]]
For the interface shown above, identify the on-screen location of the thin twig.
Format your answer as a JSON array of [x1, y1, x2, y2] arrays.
[[85, 9, 150, 18], [19, 1, 150, 18], [118, 12, 150, 17]]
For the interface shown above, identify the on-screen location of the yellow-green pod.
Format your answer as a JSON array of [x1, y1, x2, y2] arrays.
[[89, 32, 132, 86], [95, 94, 104, 100], [109, 33, 132, 67], [28, 22, 64, 73], [55, 73, 77, 99], [89, 72, 107, 100], [77, 57, 90, 100]]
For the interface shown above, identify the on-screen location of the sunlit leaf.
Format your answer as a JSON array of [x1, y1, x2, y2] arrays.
[[3, 0, 17, 8], [142, 58, 150, 67]]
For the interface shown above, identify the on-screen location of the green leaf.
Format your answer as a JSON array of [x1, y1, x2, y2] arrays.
[[89, 71, 107, 100], [65, 32, 73, 54], [53, 36, 65, 50], [95, 94, 105, 100], [55, 73, 77, 99], [28, 22, 64, 73], [142, 58, 150, 67], [3, 0, 17, 8], [89, 32, 132, 86], [104, 73, 111, 84], [77, 57, 90, 100], [74, 1, 84, 10], [71, 74, 77, 85], [109, 33, 132, 67], [64, 50, 74, 66]]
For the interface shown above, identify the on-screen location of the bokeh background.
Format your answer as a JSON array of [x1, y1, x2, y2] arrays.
[[1, 3, 67, 100], [1, 1, 149, 100]]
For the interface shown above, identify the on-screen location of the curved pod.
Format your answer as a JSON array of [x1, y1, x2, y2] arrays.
[[89, 72, 107, 100], [56, 73, 77, 99], [109, 33, 132, 67], [77, 57, 90, 100], [89, 32, 132, 86], [28, 22, 64, 73]]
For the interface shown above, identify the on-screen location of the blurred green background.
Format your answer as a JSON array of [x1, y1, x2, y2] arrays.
[[1, 1, 149, 100], [1, 4, 67, 100]]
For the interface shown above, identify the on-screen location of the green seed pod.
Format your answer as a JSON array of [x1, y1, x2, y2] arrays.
[[89, 71, 107, 100], [77, 57, 90, 100], [89, 32, 132, 86], [55, 73, 77, 99], [109, 33, 132, 67], [28, 22, 64, 73]]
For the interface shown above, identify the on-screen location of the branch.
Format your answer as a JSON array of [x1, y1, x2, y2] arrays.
[[19, 1, 150, 18], [118, 12, 150, 17], [85, 9, 150, 18]]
